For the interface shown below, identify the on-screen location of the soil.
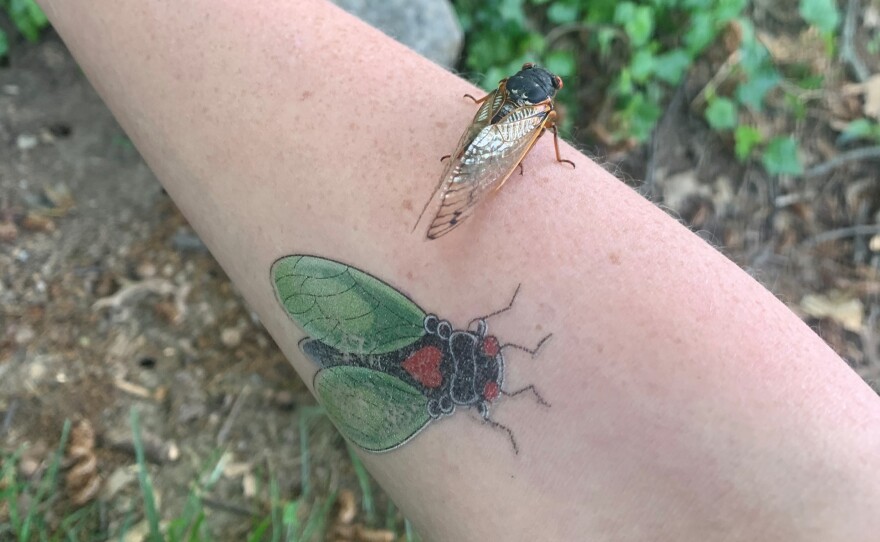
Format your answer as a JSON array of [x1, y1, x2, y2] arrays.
[[2, 8, 879, 540]]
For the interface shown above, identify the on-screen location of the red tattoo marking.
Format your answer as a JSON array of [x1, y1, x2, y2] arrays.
[[402, 346, 443, 388], [482, 336, 500, 358], [483, 381, 500, 401]]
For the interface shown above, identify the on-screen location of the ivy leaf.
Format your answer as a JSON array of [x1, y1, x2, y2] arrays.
[[762, 136, 803, 175], [653, 49, 691, 84], [799, 0, 840, 35], [544, 50, 576, 78], [736, 66, 780, 111], [630, 49, 655, 83], [684, 13, 717, 54], [615, 3, 654, 47], [839, 118, 880, 144], [705, 97, 738, 130], [734, 125, 763, 161], [547, 3, 579, 24]]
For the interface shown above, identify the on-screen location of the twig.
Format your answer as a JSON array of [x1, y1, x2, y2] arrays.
[[217, 386, 249, 447], [841, 0, 870, 83], [1, 399, 19, 437], [862, 304, 880, 367], [103, 430, 180, 464], [805, 225, 880, 246], [691, 50, 740, 110], [201, 497, 257, 517], [802, 146, 880, 177], [91, 278, 176, 311]]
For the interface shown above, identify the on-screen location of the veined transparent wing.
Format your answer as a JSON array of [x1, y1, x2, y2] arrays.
[[427, 102, 552, 239]]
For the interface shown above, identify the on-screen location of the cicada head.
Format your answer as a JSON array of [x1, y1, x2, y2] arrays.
[[506, 63, 564, 106]]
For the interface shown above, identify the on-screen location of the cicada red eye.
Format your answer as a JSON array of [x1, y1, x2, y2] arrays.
[[521, 62, 536, 70], [553, 75, 563, 90], [482, 336, 500, 358], [483, 381, 500, 401]]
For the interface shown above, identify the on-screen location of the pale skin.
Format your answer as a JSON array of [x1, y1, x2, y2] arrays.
[[38, 0, 880, 540]]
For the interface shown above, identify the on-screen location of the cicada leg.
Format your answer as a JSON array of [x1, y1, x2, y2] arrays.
[[463, 93, 491, 104], [547, 110, 575, 169], [501, 385, 550, 407]]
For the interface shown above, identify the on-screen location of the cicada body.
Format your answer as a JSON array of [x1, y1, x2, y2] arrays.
[[415, 63, 574, 240]]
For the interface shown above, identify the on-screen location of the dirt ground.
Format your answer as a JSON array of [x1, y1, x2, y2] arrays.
[[1, 16, 879, 542]]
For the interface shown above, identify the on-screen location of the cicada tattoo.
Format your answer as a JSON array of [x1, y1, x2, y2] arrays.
[[414, 63, 575, 240]]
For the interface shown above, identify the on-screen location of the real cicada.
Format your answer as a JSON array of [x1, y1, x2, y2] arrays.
[[415, 63, 575, 240]]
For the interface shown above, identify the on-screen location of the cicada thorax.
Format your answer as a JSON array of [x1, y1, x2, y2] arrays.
[[420, 314, 504, 419]]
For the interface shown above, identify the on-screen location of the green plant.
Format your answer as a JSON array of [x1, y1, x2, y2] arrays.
[[455, 0, 749, 140], [0, 0, 50, 59], [454, 0, 849, 177]]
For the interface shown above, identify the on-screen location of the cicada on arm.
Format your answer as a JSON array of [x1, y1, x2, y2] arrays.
[[413, 63, 575, 240]]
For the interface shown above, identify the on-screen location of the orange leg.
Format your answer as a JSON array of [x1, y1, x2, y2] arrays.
[[463, 93, 490, 104], [547, 111, 575, 169]]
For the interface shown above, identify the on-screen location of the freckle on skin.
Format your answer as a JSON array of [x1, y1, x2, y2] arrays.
[[301, 90, 313, 100], [401, 199, 413, 211], [435, 121, 448, 129], [406, 271, 414, 280], [609, 252, 621, 265]]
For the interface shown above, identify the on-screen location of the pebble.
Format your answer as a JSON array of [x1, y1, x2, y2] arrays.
[[273, 389, 296, 410], [220, 327, 242, 348], [136, 262, 157, 279], [16, 133, 38, 151]]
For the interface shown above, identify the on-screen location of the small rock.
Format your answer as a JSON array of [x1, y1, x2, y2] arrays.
[[16, 134, 38, 151], [330, 0, 462, 67], [0, 221, 18, 243], [14, 325, 36, 345], [220, 327, 242, 348], [2, 84, 20, 96], [135, 262, 157, 279], [273, 390, 296, 410], [21, 213, 56, 233]]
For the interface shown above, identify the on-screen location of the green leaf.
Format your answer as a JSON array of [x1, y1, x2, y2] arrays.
[[629, 49, 655, 83], [615, 3, 654, 47], [547, 3, 579, 24], [705, 97, 738, 130], [799, 0, 840, 35], [315, 367, 431, 452], [762, 136, 803, 175], [734, 125, 763, 161], [272, 256, 426, 355], [684, 13, 717, 54], [653, 49, 691, 84], [544, 50, 576, 77], [620, 91, 662, 141], [714, 0, 748, 21], [735, 66, 780, 110], [839, 118, 880, 144], [0, 30, 8, 59]]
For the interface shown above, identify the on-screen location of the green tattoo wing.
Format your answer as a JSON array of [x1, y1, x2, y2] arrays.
[[271, 255, 426, 355], [314, 366, 432, 452]]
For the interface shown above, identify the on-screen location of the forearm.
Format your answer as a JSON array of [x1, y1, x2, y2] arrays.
[[40, 0, 880, 540]]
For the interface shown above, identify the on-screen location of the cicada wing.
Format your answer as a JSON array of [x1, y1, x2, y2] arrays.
[[314, 366, 432, 452], [272, 256, 426, 355], [413, 88, 510, 232], [427, 103, 552, 239]]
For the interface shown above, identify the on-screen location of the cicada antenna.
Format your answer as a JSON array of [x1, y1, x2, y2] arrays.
[[467, 284, 522, 329], [500, 333, 552, 358]]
